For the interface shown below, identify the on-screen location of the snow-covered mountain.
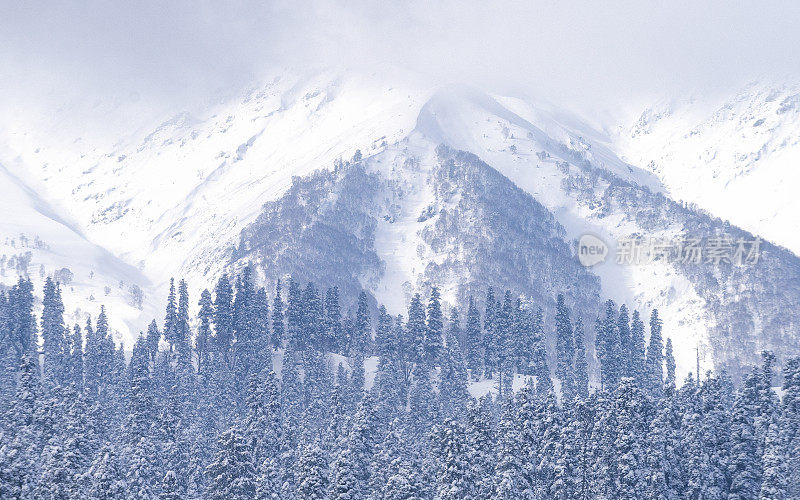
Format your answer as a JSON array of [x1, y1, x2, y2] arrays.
[[613, 83, 800, 256], [1, 70, 798, 379]]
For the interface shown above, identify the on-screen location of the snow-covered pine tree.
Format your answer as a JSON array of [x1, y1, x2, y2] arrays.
[[324, 286, 342, 353], [196, 288, 214, 375], [465, 296, 482, 381], [425, 287, 444, 367], [617, 304, 631, 378], [213, 273, 235, 364], [439, 312, 470, 420], [645, 309, 664, 398], [664, 338, 676, 392], [296, 440, 329, 500], [406, 293, 426, 366], [41, 277, 66, 385], [431, 417, 473, 499], [573, 319, 589, 400], [728, 369, 762, 500], [555, 294, 575, 400], [271, 279, 285, 350], [629, 310, 646, 384], [86, 444, 127, 499], [205, 424, 257, 499]]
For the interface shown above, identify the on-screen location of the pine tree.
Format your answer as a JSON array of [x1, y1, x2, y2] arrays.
[[41, 277, 66, 384], [206, 425, 257, 499], [176, 279, 191, 362], [126, 436, 158, 499], [353, 291, 371, 357], [439, 313, 469, 419], [425, 287, 444, 366], [728, 369, 762, 500], [66, 323, 84, 390], [197, 289, 214, 374], [87, 445, 127, 499], [482, 287, 497, 378], [573, 319, 589, 400], [127, 334, 153, 444], [145, 319, 160, 365], [164, 278, 178, 349], [286, 279, 304, 352], [464, 296, 482, 381], [494, 396, 532, 498], [664, 338, 676, 392], [271, 279, 285, 350], [431, 417, 473, 499], [245, 370, 282, 466], [329, 394, 377, 499], [781, 356, 800, 497], [213, 273, 234, 363], [406, 294, 426, 365], [596, 300, 620, 392], [617, 304, 631, 378], [555, 294, 575, 400], [161, 470, 180, 500], [629, 310, 646, 383], [614, 378, 649, 498], [302, 282, 323, 351], [466, 395, 496, 498], [530, 308, 552, 395], [645, 309, 664, 398], [760, 415, 787, 499], [324, 286, 342, 353], [296, 441, 328, 499]]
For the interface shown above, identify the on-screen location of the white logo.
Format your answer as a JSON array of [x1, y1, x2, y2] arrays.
[[577, 234, 608, 267]]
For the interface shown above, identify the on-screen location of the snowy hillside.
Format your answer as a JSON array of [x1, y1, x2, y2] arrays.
[[613, 83, 800, 256], [1, 70, 799, 379], [0, 163, 154, 341]]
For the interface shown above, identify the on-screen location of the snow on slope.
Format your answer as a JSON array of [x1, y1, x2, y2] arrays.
[[613, 83, 800, 256], [1, 70, 797, 379], [411, 88, 713, 377], [0, 69, 436, 325], [0, 162, 155, 342]]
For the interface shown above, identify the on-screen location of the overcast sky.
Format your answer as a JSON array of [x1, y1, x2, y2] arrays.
[[2, 1, 800, 122]]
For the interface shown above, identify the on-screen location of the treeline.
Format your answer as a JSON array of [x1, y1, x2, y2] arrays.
[[0, 270, 798, 498]]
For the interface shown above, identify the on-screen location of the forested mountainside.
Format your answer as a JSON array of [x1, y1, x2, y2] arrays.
[[1, 273, 798, 498]]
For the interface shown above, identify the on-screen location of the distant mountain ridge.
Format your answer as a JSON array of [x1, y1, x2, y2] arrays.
[[1, 70, 798, 379]]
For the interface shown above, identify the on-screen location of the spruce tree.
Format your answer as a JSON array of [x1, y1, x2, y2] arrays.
[[213, 274, 234, 364], [41, 277, 66, 384], [573, 319, 589, 400], [324, 286, 342, 353], [464, 296, 482, 381], [629, 310, 646, 383], [205, 425, 257, 499], [728, 370, 762, 500], [530, 308, 552, 395], [555, 294, 575, 400], [271, 279, 285, 350], [87, 445, 127, 499], [645, 309, 664, 398], [197, 289, 213, 374], [296, 441, 329, 499], [482, 287, 497, 378], [425, 287, 444, 366], [431, 417, 473, 499], [406, 294, 426, 365], [664, 338, 676, 392], [617, 304, 631, 378]]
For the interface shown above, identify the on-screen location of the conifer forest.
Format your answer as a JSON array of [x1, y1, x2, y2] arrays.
[[1, 270, 798, 499]]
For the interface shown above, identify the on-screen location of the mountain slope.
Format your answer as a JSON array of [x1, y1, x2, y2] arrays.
[[1, 71, 799, 379], [0, 162, 154, 340], [613, 83, 800, 256]]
